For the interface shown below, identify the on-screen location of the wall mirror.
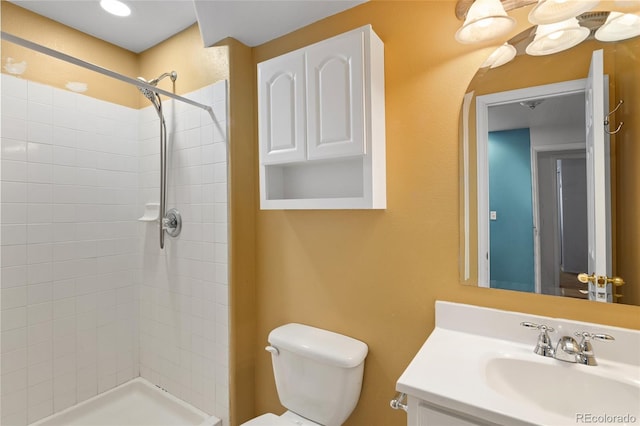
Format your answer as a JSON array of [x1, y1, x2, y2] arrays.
[[459, 11, 639, 306]]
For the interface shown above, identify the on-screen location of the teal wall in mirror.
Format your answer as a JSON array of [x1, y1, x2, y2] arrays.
[[489, 128, 535, 293]]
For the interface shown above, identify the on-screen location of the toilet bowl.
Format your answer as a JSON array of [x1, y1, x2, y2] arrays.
[[241, 323, 368, 426]]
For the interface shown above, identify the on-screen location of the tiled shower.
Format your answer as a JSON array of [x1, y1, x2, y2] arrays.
[[0, 74, 229, 425]]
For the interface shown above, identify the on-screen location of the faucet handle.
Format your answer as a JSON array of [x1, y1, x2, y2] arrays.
[[520, 322, 555, 332], [574, 331, 615, 342], [521, 322, 555, 357], [573, 332, 614, 366]]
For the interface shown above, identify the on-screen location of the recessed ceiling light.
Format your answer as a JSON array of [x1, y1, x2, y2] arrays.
[[100, 0, 131, 17]]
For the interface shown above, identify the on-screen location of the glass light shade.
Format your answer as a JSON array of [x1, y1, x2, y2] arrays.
[[455, 0, 516, 44], [481, 43, 517, 68], [526, 18, 590, 55], [100, 0, 131, 17], [595, 12, 640, 41], [528, 0, 599, 25]]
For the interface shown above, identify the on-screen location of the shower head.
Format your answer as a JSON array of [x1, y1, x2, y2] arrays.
[[136, 71, 177, 113], [136, 76, 161, 111]]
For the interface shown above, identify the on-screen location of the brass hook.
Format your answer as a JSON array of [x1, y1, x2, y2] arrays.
[[604, 100, 623, 135]]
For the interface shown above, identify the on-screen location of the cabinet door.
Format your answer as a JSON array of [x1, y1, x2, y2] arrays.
[[258, 52, 306, 164], [413, 399, 484, 426], [306, 29, 365, 161]]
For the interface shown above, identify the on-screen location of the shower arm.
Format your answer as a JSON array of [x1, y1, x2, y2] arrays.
[[151, 71, 177, 86]]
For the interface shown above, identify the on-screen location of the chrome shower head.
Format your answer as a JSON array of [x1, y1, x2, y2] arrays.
[[137, 71, 177, 112], [136, 76, 161, 111]]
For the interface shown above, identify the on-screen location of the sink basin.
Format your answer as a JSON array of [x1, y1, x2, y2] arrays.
[[485, 357, 640, 419]]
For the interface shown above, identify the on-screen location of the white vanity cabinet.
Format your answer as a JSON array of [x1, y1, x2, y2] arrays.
[[257, 25, 386, 210]]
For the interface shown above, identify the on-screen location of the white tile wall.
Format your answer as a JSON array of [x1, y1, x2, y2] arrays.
[[138, 81, 229, 425], [1, 75, 140, 425], [2, 76, 230, 426]]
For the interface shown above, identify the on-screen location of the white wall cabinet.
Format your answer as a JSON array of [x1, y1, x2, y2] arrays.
[[257, 25, 386, 209]]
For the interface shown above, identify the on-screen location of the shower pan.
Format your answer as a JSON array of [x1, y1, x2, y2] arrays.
[[138, 71, 182, 249]]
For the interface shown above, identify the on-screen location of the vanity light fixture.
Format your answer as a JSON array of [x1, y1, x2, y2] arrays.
[[595, 12, 640, 41], [528, 0, 599, 25], [100, 0, 131, 17], [481, 43, 517, 68], [525, 17, 590, 55], [455, 0, 516, 44]]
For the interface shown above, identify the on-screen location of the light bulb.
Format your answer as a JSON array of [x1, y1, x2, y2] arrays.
[[548, 30, 565, 40]]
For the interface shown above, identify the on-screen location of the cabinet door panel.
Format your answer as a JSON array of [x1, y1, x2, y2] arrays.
[[258, 54, 306, 164], [415, 400, 484, 426], [306, 31, 365, 160]]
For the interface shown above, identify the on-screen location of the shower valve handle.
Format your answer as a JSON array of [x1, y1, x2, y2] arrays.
[[162, 209, 182, 238]]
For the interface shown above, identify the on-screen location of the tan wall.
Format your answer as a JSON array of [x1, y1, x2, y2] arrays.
[[225, 38, 257, 426], [250, 2, 640, 426]]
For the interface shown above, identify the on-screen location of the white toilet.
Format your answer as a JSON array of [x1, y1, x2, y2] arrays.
[[242, 323, 369, 426]]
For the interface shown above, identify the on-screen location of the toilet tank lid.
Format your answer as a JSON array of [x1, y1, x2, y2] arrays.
[[269, 323, 368, 368]]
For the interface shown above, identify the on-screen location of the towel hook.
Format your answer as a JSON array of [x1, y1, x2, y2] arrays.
[[604, 100, 623, 135]]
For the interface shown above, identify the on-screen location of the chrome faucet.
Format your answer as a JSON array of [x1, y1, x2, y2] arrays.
[[554, 335, 581, 363], [520, 322, 555, 357], [522, 322, 614, 366]]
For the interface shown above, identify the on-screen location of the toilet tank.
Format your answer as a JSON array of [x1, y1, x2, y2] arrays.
[[267, 323, 368, 426]]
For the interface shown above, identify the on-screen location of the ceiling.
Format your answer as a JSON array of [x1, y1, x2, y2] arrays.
[[8, 0, 366, 53], [489, 92, 585, 132]]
